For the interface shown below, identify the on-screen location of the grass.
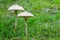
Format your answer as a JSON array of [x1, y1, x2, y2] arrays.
[[0, 0, 60, 40]]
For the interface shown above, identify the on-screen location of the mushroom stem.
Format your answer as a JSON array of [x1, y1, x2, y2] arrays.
[[15, 10, 17, 30], [24, 18, 28, 38]]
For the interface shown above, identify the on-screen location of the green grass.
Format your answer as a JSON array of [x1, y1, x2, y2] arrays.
[[0, 0, 60, 40]]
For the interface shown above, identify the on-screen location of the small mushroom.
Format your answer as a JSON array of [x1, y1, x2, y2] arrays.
[[17, 11, 34, 37], [8, 4, 24, 30]]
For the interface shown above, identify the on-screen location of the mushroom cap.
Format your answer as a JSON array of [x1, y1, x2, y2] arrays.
[[17, 11, 34, 17], [8, 4, 24, 11]]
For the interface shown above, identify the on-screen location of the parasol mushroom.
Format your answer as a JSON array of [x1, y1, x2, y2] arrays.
[[8, 4, 24, 30], [17, 11, 34, 37]]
